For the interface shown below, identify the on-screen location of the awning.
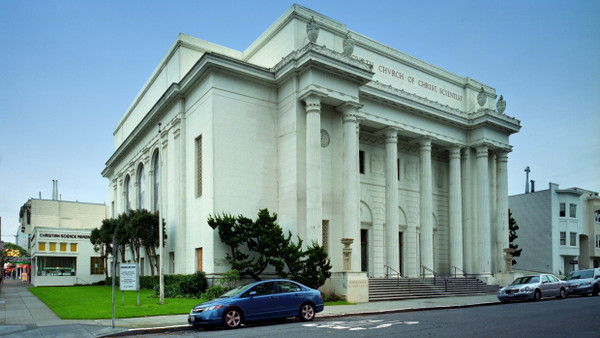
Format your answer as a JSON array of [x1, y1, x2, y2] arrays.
[[7, 257, 31, 264]]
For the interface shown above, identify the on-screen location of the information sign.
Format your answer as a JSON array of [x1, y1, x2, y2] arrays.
[[119, 263, 139, 291]]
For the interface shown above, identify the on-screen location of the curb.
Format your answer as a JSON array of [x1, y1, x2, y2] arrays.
[[98, 301, 500, 337]]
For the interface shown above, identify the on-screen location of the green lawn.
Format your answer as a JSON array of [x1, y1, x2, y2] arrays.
[[28, 286, 203, 319], [28, 285, 352, 320]]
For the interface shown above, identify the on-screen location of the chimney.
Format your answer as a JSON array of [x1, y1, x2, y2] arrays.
[[524, 166, 531, 193], [530, 180, 535, 193], [52, 180, 58, 200]]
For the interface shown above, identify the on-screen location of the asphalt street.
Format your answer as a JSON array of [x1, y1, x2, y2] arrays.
[[133, 296, 600, 337]]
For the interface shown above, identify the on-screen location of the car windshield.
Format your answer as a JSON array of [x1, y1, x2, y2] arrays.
[[218, 282, 254, 298], [511, 276, 539, 285], [565, 270, 593, 280]]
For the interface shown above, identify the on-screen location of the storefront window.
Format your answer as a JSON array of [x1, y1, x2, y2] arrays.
[[36, 256, 76, 276]]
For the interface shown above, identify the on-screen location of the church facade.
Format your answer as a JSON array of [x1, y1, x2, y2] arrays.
[[102, 5, 521, 287]]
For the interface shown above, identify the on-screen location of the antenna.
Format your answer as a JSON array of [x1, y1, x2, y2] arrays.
[[524, 166, 530, 193]]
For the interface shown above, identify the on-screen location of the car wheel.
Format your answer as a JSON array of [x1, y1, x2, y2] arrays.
[[299, 302, 315, 321], [593, 285, 599, 297], [533, 289, 542, 301], [557, 288, 566, 299], [223, 308, 243, 329]]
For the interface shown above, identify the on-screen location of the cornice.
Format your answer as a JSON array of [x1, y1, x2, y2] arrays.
[[271, 43, 373, 86]]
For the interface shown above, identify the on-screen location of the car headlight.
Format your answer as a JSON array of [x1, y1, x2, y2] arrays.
[[206, 305, 223, 311], [583, 281, 592, 286], [523, 287, 529, 291], [192, 305, 222, 313]]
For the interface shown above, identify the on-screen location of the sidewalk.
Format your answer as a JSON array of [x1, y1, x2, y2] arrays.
[[0, 278, 499, 337]]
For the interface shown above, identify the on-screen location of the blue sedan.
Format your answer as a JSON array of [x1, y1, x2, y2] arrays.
[[188, 279, 324, 329]]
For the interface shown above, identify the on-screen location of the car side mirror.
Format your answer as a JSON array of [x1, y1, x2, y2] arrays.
[[249, 291, 257, 298]]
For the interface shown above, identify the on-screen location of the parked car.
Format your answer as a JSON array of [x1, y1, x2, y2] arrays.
[[188, 279, 324, 329], [497, 274, 567, 302], [564, 268, 600, 296]]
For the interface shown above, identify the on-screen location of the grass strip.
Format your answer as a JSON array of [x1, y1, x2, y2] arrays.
[[29, 286, 203, 319], [28, 285, 352, 319]]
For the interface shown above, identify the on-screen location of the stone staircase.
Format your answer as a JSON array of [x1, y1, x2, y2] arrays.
[[368, 277, 499, 302]]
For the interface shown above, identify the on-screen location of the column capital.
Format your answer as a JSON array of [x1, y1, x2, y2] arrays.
[[448, 146, 462, 159], [496, 151, 509, 163], [417, 137, 432, 151], [475, 144, 489, 158], [301, 92, 326, 114], [381, 127, 401, 143]]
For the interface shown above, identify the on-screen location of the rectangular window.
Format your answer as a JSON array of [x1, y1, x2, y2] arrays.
[[70, 243, 77, 252], [569, 204, 576, 218], [196, 135, 202, 197], [322, 220, 329, 253], [596, 235, 600, 249], [90, 257, 104, 275], [196, 247, 203, 271], [559, 203, 565, 217], [39, 242, 46, 251], [560, 232, 566, 246], [359, 150, 365, 174], [570, 232, 577, 246], [60, 243, 67, 252], [169, 252, 175, 274], [49, 242, 57, 252]]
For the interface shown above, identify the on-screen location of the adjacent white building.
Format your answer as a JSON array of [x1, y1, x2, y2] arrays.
[[509, 183, 600, 275], [102, 5, 521, 296], [18, 186, 108, 286]]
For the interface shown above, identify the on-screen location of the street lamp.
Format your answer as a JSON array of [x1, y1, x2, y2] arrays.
[[158, 123, 164, 305]]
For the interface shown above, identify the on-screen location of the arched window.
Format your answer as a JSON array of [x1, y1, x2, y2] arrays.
[[152, 150, 160, 212], [137, 163, 145, 210], [124, 174, 131, 212]]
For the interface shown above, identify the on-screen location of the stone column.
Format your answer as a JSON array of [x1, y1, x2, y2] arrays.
[[496, 150, 509, 272], [339, 102, 361, 271], [304, 95, 323, 245], [384, 128, 399, 274], [461, 148, 474, 274], [476, 144, 492, 277], [419, 138, 434, 275], [448, 146, 463, 274]]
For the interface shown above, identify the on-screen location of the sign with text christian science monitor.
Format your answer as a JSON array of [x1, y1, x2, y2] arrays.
[[119, 263, 139, 291]]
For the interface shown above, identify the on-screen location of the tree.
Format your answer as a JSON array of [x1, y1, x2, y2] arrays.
[[91, 210, 166, 278], [0, 242, 29, 280], [508, 209, 522, 265], [209, 208, 332, 288], [90, 218, 118, 279]]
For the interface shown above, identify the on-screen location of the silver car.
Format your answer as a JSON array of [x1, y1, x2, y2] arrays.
[[564, 268, 600, 296], [497, 274, 567, 302]]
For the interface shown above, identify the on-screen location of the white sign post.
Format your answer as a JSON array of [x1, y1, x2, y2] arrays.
[[119, 263, 139, 306]]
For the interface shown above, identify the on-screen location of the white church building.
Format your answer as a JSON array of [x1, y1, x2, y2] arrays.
[[102, 5, 521, 298]]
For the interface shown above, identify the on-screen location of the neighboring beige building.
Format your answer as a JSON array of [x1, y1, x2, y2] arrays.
[[509, 183, 600, 275], [18, 183, 108, 286], [102, 5, 521, 300]]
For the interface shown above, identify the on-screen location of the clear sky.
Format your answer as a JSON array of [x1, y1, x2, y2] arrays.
[[1, 0, 599, 244]]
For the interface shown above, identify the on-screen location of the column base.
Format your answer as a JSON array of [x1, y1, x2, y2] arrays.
[[326, 272, 369, 303]]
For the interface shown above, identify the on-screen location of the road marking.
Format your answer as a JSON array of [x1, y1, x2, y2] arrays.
[[304, 319, 420, 331]]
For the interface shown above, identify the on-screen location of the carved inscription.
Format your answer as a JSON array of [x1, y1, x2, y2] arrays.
[[352, 56, 463, 102]]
